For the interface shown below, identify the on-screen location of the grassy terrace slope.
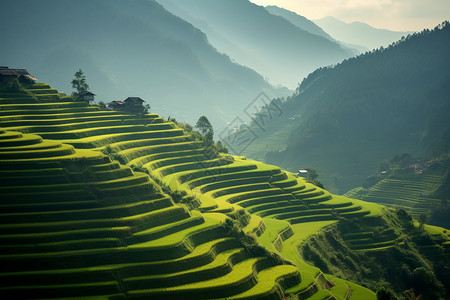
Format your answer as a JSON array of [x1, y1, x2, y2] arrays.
[[0, 82, 379, 299], [0, 130, 303, 299], [349, 175, 444, 217]]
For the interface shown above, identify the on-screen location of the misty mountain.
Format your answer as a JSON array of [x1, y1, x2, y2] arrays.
[[157, 0, 354, 89], [264, 5, 362, 55], [265, 6, 334, 41], [0, 0, 289, 128], [242, 22, 450, 194], [314, 16, 412, 50]]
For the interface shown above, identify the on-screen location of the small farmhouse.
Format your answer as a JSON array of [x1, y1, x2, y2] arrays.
[[297, 169, 308, 178], [0, 66, 37, 84], [124, 97, 145, 107], [108, 97, 146, 113], [77, 91, 96, 103]]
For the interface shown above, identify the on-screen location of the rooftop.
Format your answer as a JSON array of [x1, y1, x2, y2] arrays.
[[124, 97, 144, 103], [0, 66, 31, 76]]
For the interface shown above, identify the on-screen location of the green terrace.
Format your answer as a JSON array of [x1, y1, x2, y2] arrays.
[[414, 223, 450, 261], [360, 176, 443, 217], [0, 129, 305, 299], [0, 82, 380, 299]]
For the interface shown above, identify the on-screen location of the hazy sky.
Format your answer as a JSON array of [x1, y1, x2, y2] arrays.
[[250, 0, 450, 31]]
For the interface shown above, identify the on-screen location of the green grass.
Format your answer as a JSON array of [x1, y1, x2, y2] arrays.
[[128, 214, 220, 248], [123, 248, 249, 289], [126, 257, 269, 299], [243, 215, 265, 236], [230, 264, 300, 299], [327, 275, 376, 300], [346, 281, 376, 299], [258, 218, 291, 250], [423, 224, 450, 238]]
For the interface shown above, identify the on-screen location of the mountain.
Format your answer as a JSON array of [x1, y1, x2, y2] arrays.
[[314, 16, 413, 50], [239, 22, 450, 194], [157, 0, 354, 88], [264, 6, 362, 55], [265, 6, 334, 41], [0, 0, 289, 128]]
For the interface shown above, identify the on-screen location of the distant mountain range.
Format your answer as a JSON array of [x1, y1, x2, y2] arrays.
[[241, 22, 450, 194], [265, 6, 334, 42], [157, 0, 354, 88], [264, 6, 363, 54], [314, 16, 413, 50], [0, 0, 289, 128]]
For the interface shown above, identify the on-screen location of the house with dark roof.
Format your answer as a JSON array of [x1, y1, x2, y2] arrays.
[[124, 97, 145, 107], [77, 91, 96, 103], [0, 66, 37, 83], [108, 97, 146, 113], [108, 97, 148, 115]]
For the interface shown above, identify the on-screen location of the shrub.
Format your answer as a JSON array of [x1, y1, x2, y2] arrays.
[[98, 101, 107, 110], [397, 209, 414, 231], [0, 78, 28, 93], [8, 78, 23, 92], [376, 286, 397, 300], [216, 141, 229, 154], [409, 267, 444, 297], [301, 243, 329, 273]]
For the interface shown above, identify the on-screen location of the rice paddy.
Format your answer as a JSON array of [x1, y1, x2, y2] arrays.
[[0, 82, 384, 299]]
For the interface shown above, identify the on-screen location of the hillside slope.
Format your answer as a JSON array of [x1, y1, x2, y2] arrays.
[[241, 22, 450, 194], [0, 85, 306, 299], [0, 0, 288, 128], [157, 0, 354, 88], [1, 79, 449, 298]]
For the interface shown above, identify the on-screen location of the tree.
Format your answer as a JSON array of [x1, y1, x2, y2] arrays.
[[143, 103, 151, 114], [418, 213, 427, 230], [376, 286, 397, 300], [71, 69, 90, 95], [304, 168, 325, 189], [195, 116, 214, 146], [216, 141, 229, 154], [7, 78, 23, 93], [195, 116, 212, 135], [98, 101, 107, 110]]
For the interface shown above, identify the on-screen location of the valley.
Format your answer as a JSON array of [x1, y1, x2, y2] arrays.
[[0, 79, 448, 299], [1, 1, 449, 299]]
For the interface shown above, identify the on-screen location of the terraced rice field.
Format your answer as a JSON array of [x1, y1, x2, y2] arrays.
[[0, 83, 378, 299], [0, 130, 303, 299], [360, 176, 443, 217], [415, 223, 450, 261]]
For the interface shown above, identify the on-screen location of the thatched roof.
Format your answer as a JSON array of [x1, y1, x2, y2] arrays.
[[0, 66, 31, 77]]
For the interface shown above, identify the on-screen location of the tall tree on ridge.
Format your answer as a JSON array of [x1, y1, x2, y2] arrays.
[[71, 69, 90, 95], [195, 115, 214, 146]]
